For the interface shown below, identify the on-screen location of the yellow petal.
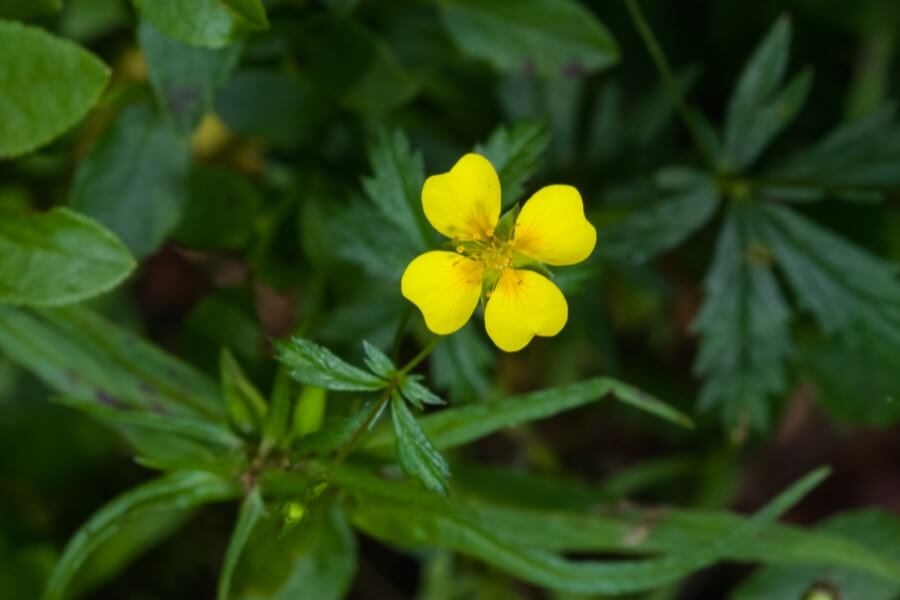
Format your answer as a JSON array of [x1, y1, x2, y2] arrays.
[[513, 185, 597, 266], [484, 269, 567, 352], [422, 153, 501, 240], [401, 251, 484, 335]]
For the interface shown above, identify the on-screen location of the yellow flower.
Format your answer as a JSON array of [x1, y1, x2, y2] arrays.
[[401, 153, 596, 352]]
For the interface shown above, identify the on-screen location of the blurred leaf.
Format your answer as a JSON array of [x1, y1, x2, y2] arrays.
[[767, 104, 900, 192], [70, 102, 191, 258], [0, 0, 62, 19], [216, 69, 328, 146], [221, 348, 267, 436], [221, 0, 268, 30], [362, 340, 395, 379], [218, 487, 265, 600], [734, 510, 900, 600], [60, 0, 129, 41], [340, 466, 827, 595], [430, 322, 493, 402], [0, 306, 223, 419], [44, 471, 241, 600], [138, 20, 241, 131], [599, 173, 719, 264], [475, 121, 549, 208], [0, 20, 109, 158], [184, 291, 263, 364], [293, 399, 373, 456], [0, 208, 135, 306], [231, 503, 356, 600], [692, 206, 792, 428], [174, 165, 262, 250], [391, 392, 450, 495], [294, 385, 327, 438], [439, 0, 619, 77], [327, 197, 419, 278], [262, 369, 294, 452], [295, 17, 418, 112], [131, 0, 258, 48], [276, 337, 387, 392], [362, 129, 431, 252], [365, 377, 693, 453], [722, 16, 811, 170]]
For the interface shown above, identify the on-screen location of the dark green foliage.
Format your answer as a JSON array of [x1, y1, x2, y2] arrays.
[[391, 392, 451, 495]]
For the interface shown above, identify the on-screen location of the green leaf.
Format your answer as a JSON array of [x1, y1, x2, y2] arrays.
[[0, 0, 62, 20], [475, 121, 549, 208], [262, 368, 294, 452], [692, 206, 792, 428], [362, 129, 431, 252], [439, 0, 619, 78], [400, 376, 445, 409], [338, 466, 828, 595], [131, 0, 255, 48], [44, 471, 241, 600], [391, 393, 451, 496], [218, 487, 265, 600], [365, 377, 693, 453], [294, 386, 327, 438], [220, 0, 268, 30], [722, 16, 811, 170], [0, 20, 109, 158], [0, 306, 223, 419], [230, 503, 356, 600], [70, 102, 191, 258], [220, 348, 267, 436], [599, 173, 719, 264], [138, 20, 241, 131], [734, 510, 900, 600], [0, 207, 135, 306], [362, 340, 395, 379], [766, 104, 900, 194], [275, 337, 387, 392], [174, 165, 262, 250], [430, 322, 493, 402]]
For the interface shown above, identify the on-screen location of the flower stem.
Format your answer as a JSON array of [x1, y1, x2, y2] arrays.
[[624, 0, 714, 165]]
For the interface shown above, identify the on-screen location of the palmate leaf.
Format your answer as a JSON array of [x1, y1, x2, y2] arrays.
[[391, 392, 450, 496], [336, 465, 829, 595], [721, 16, 812, 171], [692, 205, 792, 428]]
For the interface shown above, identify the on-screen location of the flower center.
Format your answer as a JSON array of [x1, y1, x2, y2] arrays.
[[457, 235, 515, 273]]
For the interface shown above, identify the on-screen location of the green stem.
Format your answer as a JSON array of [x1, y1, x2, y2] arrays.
[[625, 0, 713, 165], [399, 336, 442, 376]]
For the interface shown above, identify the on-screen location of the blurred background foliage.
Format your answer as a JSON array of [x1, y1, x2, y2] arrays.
[[4, 0, 900, 598]]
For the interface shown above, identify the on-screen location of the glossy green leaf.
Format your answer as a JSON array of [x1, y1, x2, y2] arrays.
[[475, 121, 549, 207], [231, 504, 356, 600], [0, 20, 109, 158], [44, 471, 241, 600], [131, 0, 255, 48], [692, 206, 792, 427], [339, 466, 828, 595], [70, 103, 191, 258], [218, 487, 265, 600], [365, 377, 693, 453], [722, 16, 811, 170], [391, 392, 450, 495], [361, 340, 395, 380], [439, 0, 619, 77], [276, 337, 387, 392], [138, 20, 240, 131], [600, 173, 719, 264], [0, 207, 135, 306], [0, 306, 223, 419]]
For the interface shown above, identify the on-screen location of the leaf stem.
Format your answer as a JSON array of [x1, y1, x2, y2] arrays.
[[625, 0, 713, 165]]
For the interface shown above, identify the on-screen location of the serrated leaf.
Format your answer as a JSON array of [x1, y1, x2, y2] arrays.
[[131, 0, 253, 48], [44, 471, 241, 600], [391, 392, 450, 495], [220, 348, 267, 436], [218, 487, 265, 600], [600, 173, 719, 264], [362, 340, 395, 380], [366, 377, 692, 453], [722, 16, 810, 170], [275, 337, 387, 392], [138, 20, 240, 131], [70, 102, 191, 258], [0, 20, 109, 158], [400, 376, 445, 410], [338, 465, 828, 595], [475, 121, 549, 208], [439, 0, 619, 78], [0, 208, 135, 306], [692, 206, 792, 428], [362, 129, 430, 252]]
